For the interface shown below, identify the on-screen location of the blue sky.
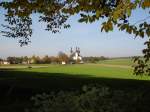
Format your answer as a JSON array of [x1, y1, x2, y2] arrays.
[[0, 7, 149, 58]]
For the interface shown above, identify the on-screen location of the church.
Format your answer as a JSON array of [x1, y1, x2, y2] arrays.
[[69, 47, 84, 64]]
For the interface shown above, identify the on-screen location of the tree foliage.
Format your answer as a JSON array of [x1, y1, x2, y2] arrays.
[[0, 0, 150, 75], [1, 0, 150, 42], [58, 51, 69, 63], [7, 56, 23, 64], [27, 85, 150, 112], [83, 56, 108, 63], [0, 0, 70, 46]]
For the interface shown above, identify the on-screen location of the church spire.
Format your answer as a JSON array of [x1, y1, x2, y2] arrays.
[[70, 47, 73, 54]]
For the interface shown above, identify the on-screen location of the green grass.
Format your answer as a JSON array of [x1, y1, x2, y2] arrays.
[[1, 64, 150, 93], [15, 64, 148, 80], [23, 64, 131, 76], [99, 58, 133, 66]]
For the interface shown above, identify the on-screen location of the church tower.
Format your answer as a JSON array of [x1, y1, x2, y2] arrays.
[[69, 47, 83, 64]]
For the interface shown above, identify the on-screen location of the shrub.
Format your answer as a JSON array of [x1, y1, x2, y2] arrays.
[[26, 85, 150, 112]]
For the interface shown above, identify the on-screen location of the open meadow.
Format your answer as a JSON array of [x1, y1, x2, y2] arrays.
[[1, 58, 150, 112]]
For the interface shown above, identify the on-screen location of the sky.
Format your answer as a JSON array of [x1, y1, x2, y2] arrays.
[[0, 7, 149, 59]]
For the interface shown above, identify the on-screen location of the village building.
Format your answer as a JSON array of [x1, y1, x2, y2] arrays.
[[70, 47, 84, 64], [26, 58, 36, 64], [0, 60, 10, 65], [3, 61, 10, 65], [22, 61, 29, 64], [61, 61, 66, 65]]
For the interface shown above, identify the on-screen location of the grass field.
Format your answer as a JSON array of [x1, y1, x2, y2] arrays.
[[1, 58, 150, 112], [98, 58, 133, 66], [14, 64, 147, 80]]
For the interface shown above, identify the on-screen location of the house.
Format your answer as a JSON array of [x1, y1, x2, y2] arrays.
[[2, 60, 10, 65], [70, 47, 84, 64], [62, 61, 66, 65], [27, 58, 36, 64], [22, 61, 28, 64]]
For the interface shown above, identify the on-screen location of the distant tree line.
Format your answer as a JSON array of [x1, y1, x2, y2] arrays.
[[5, 55, 59, 64], [0, 55, 109, 64], [0, 52, 70, 64], [109, 56, 135, 59], [83, 56, 108, 63], [7, 56, 24, 64]]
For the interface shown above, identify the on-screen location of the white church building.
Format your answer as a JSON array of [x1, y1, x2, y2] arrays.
[[70, 47, 83, 64]]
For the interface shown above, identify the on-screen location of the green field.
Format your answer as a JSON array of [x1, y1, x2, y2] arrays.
[[1, 58, 150, 112], [14, 64, 148, 80], [99, 58, 133, 66]]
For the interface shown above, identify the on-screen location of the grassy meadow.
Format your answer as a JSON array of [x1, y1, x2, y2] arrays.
[[98, 58, 133, 66], [1, 58, 150, 112]]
